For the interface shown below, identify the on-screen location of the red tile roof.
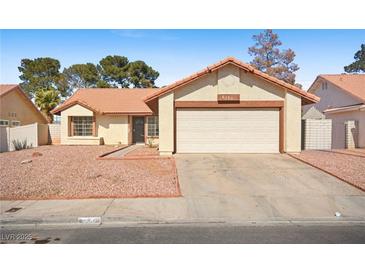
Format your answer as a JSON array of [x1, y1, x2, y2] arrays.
[[0, 84, 18, 96], [315, 74, 365, 103], [51, 88, 160, 115], [144, 57, 319, 104]]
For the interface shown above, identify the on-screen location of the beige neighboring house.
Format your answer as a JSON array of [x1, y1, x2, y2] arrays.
[[303, 74, 365, 148], [52, 57, 319, 155], [0, 84, 48, 127]]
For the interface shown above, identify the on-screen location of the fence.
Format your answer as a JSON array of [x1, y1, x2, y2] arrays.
[[48, 124, 61, 144], [345, 120, 359, 149], [302, 119, 332, 150], [0, 123, 60, 152]]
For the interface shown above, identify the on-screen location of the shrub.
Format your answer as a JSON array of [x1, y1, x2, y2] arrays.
[[147, 138, 154, 148], [12, 139, 33, 151]]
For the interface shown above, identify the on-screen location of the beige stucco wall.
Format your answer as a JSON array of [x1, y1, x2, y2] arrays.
[[0, 89, 47, 126], [303, 80, 361, 114], [175, 65, 284, 102], [158, 92, 174, 155], [60, 104, 99, 145], [326, 110, 365, 148], [285, 92, 302, 152], [60, 104, 131, 145], [158, 64, 302, 154], [37, 123, 49, 145], [96, 114, 129, 145]]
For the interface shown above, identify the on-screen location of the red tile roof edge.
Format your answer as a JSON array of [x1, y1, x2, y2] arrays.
[[51, 99, 100, 115], [144, 57, 319, 104], [51, 90, 155, 115], [312, 75, 365, 103]]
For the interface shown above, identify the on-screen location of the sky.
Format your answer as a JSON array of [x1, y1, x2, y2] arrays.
[[0, 29, 364, 89]]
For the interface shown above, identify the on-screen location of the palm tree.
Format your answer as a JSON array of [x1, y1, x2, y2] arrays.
[[35, 89, 60, 123]]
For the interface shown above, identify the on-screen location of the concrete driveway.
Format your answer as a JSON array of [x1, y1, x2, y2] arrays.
[[2, 154, 365, 225], [175, 154, 365, 221]]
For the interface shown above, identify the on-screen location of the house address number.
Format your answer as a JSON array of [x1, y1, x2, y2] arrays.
[[217, 94, 240, 102]]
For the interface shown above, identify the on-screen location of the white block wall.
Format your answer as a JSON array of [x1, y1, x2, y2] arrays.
[[302, 119, 332, 150], [48, 124, 61, 144]]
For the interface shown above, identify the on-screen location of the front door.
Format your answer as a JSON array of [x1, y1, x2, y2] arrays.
[[133, 117, 145, 143]]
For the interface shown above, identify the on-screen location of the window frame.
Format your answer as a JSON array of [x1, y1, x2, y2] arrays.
[[147, 116, 159, 137], [72, 116, 93, 137], [0, 119, 9, 126], [11, 120, 21, 127]]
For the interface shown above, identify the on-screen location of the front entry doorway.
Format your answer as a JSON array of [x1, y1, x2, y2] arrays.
[[132, 117, 145, 143]]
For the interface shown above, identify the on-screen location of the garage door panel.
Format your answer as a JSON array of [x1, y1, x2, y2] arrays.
[[177, 108, 279, 153]]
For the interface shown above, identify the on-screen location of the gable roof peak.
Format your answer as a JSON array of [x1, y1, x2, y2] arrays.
[[144, 56, 319, 104]]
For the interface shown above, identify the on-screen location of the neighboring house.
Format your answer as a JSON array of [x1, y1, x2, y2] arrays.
[[303, 74, 365, 148], [52, 57, 319, 154], [0, 84, 48, 127]]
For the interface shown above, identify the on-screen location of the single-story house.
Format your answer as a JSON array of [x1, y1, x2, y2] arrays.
[[0, 84, 48, 127], [52, 57, 319, 155], [303, 74, 365, 148]]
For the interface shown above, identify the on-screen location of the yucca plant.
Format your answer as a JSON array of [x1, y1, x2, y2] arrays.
[[12, 139, 32, 151]]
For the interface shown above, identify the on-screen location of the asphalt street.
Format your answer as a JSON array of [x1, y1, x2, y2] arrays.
[[1, 223, 365, 244]]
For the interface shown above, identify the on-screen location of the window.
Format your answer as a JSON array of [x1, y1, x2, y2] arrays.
[[11, 120, 20, 127], [72, 116, 93, 136], [147, 116, 159, 137], [0, 119, 9, 126], [322, 82, 328, 90]]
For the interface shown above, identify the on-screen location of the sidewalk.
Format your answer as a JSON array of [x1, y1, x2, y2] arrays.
[[0, 197, 189, 226], [2, 197, 365, 228]]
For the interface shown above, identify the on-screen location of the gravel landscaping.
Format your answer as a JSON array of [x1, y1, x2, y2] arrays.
[[332, 149, 365, 158], [290, 150, 365, 191], [0, 145, 180, 200]]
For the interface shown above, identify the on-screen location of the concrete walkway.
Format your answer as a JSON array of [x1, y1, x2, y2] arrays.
[[1, 154, 364, 227], [102, 144, 142, 158]]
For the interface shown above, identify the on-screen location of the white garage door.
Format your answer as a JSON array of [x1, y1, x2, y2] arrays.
[[176, 108, 279, 153]]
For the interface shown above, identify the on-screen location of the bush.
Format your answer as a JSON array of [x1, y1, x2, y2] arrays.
[[147, 138, 155, 148], [12, 139, 33, 151]]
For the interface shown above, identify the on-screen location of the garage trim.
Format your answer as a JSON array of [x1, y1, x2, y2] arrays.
[[175, 100, 284, 108], [174, 100, 285, 153]]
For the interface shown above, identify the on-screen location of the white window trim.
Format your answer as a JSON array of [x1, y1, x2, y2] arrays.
[[0, 119, 9, 126], [11, 120, 21, 127]]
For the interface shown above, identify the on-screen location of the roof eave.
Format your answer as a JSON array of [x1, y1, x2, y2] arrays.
[[324, 104, 365, 114], [102, 111, 153, 115], [144, 57, 321, 104], [51, 100, 100, 115], [315, 75, 365, 104]]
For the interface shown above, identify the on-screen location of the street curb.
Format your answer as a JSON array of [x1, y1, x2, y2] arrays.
[[2, 216, 365, 229]]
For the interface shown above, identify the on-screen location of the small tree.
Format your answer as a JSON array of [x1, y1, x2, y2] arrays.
[[62, 63, 100, 93], [127, 61, 159, 88], [97, 55, 160, 88], [248, 29, 300, 86], [35, 89, 61, 123], [344, 44, 365, 73], [97, 55, 129, 88], [18, 57, 67, 98]]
